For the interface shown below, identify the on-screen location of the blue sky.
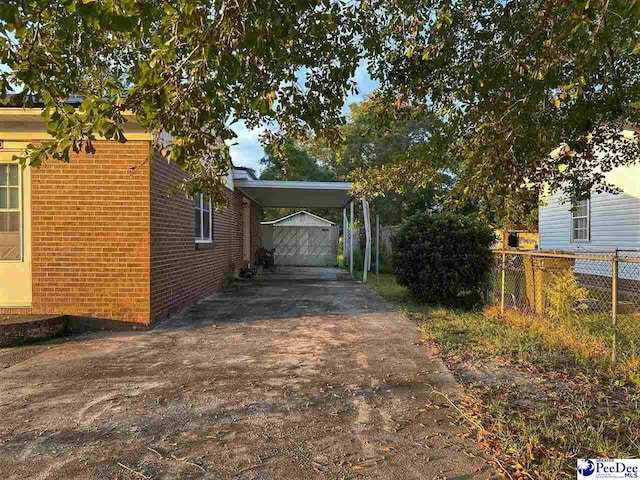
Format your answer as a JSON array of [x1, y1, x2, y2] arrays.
[[229, 63, 379, 174]]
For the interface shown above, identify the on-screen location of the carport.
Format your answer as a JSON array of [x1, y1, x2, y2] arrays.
[[233, 169, 377, 280]]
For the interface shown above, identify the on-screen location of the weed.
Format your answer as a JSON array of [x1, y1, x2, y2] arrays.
[[222, 271, 238, 287], [547, 270, 589, 319]]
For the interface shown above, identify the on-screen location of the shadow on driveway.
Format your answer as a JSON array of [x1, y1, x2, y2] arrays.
[[158, 267, 397, 330]]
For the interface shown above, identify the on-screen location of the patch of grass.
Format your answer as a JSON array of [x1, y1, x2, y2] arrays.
[[469, 382, 640, 479], [364, 273, 640, 479], [365, 272, 416, 307]]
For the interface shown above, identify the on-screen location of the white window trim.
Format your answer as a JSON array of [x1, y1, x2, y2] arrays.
[[0, 163, 23, 262], [570, 198, 590, 243], [194, 194, 213, 244]]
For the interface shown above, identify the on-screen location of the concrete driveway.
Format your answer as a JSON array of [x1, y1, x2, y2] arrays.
[[0, 267, 494, 479]]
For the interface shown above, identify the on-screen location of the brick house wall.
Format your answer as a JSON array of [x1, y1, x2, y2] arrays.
[[149, 152, 262, 324], [250, 201, 263, 261], [0, 141, 151, 323], [0, 141, 262, 327]]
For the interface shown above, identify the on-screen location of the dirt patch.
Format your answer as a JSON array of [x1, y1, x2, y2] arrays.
[[0, 270, 496, 479], [446, 354, 589, 405]]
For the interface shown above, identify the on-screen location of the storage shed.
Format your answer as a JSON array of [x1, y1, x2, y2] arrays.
[[261, 211, 338, 267]]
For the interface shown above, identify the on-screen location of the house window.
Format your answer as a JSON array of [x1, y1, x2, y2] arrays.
[[0, 164, 21, 260], [571, 198, 590, 242], [194, 194, 212, 243]]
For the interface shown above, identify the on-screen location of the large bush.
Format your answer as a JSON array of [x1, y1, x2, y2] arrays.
[[392, 212, 495, 306]]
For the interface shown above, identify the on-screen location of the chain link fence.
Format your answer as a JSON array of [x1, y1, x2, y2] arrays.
[[489, 249, 640, 362]]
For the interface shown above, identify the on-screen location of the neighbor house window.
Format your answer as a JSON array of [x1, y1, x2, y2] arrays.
[[0, 164, 21, 260], [571, 198, 590, 242], [194, 194, 212, 243]]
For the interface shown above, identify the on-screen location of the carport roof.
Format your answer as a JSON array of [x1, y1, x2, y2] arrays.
[[234, 178, 353, 209]]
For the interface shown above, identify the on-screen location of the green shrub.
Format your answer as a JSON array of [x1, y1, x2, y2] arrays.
[[391, 211, 495, 306]]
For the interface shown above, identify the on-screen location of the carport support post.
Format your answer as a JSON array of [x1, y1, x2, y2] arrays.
[[343, 207, 347, 266], [349, 201, 354, 276], [362, 199, 371, 283], [376, 214, 380, 283]]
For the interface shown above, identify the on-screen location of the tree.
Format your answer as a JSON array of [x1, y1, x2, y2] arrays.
[[4, 1, 639, 218], [310, 94, 459, 225], [260, 141, 335, 182], [0, 0, 370, 207], [358, 0, 640, 225], [259, 140, 341, 223]]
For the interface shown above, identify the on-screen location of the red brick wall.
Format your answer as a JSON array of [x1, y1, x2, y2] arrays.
[[250, 201, 263, 262], [0, 141, 151, 323], [149, 153, 261, 323], [0, 143, 262, 326]]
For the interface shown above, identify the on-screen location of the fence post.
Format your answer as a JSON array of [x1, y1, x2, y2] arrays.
[[349, 201, 354, 276], [612, 249, 619, 364], [376, 214, 380, 283], [500, 251, 506, 315]]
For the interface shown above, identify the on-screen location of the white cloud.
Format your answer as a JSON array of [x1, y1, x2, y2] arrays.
[[228, 121, 268, 172]]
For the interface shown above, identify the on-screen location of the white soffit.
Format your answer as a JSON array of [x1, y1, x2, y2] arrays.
[[234, 179, 353, 208]]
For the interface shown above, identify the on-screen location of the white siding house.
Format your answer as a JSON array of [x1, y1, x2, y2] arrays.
[[539, 163, 640, 280], [539, 163, 640, 251]]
